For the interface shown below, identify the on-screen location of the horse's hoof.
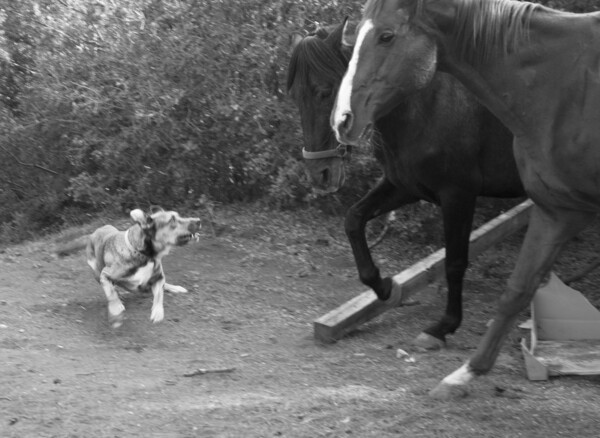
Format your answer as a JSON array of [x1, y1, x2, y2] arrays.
[[429, 382, 469, 400], [377, 277, 392, 301], [413, 332, 445, 351]]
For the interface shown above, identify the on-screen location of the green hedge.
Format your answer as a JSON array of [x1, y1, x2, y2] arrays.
[[0, 0, 597, 242], [0, 0, 372, 242]]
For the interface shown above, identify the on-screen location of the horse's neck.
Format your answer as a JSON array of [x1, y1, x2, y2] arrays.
[[378, 90, 428, 132], [375, 79, 442, 150], [438, 58, 526, 136], [436, 8, 596, 138]]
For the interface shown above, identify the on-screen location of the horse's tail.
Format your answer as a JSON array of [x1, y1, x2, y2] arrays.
[[54, 234, 91, 257]]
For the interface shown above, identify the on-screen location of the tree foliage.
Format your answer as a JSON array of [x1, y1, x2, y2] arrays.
[[0, 0, 369, 242], [0, 0, 597, 242]]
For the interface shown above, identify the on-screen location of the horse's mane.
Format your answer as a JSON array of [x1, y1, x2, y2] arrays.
[[286, 27, 349, 93], [362, 0, 539, 67], [450, 0, 539, 66]]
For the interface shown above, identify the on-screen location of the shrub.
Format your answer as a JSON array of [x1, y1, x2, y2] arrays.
[[0, 0, 597, 243]]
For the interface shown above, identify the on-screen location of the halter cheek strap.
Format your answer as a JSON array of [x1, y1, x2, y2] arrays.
[[302, 144, 351, 160]]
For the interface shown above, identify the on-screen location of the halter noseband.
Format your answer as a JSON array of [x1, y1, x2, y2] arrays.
[[302, 144, 351, 160]]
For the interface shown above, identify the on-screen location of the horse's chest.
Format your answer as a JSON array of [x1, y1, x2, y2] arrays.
[[382, 149, 440, 201]]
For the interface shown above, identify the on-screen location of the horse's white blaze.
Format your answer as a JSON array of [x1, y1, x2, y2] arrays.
[[332, 19, 374, 140], [441, 362, 474, 386]]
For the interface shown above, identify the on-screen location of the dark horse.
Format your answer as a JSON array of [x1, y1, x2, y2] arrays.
[[331, 0, 600, 398], [287, 22, 524, 349]]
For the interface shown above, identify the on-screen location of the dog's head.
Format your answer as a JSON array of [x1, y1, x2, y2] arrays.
[[130, 208, 201, 256]]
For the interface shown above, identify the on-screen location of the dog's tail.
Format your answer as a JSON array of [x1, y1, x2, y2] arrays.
[[54, 235, 91, 257]]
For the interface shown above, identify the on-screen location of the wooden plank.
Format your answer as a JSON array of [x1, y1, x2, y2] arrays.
[[468, 199, 534, 258], [314, 199, 535, 343]]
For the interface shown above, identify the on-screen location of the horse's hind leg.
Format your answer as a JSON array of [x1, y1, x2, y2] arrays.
[[430, 205, 594, 399], [345, 178, 418, 300], [416, 190, 476, 350]]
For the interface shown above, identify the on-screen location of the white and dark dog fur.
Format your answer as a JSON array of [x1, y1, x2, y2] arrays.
[[66, 208, 201, 328]]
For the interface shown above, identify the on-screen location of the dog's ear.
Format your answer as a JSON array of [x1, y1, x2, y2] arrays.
[[290, 32, 303, 52], [149, 205, 164, 214], [130, 209, 153, 228]]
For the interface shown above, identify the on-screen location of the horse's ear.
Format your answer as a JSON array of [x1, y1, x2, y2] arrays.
[[341, 17, 356, 48], [290, 32, 304, 52], [314, 24, 329, 39], [324, 18, 346, 48]]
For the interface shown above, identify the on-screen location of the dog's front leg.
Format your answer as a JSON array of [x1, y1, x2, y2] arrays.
[[150, 275, 166, 323], [100, 271, 125, 328]]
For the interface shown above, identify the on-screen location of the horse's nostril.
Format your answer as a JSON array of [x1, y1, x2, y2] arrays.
[[341, 111, 353, 132]]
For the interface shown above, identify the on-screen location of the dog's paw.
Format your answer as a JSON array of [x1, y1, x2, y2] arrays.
[[109, 313, 124, 329], [108, 302, 125, 329], [108, 301, 125, 316], [164, 283, 188, 294], [150, 306, 164, 323]]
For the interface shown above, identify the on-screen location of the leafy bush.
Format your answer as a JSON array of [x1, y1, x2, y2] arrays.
[[0, 0, 369, 241], [0, 0, 597, 243]]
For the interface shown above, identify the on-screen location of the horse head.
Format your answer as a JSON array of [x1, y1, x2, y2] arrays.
[[331, 0, 439, 146], [287, 20, 353, 193]]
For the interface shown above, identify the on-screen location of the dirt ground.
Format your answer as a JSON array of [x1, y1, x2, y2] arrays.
[[2, 202, 600, 437]]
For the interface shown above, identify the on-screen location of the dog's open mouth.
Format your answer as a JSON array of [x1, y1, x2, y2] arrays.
[[177, 233, 201, 245]]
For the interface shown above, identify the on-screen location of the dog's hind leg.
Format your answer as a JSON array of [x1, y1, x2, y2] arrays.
[[164, 283, 188, 293], [100, 271, 125, 328], [150, 277, 166, 323], [86, 240, 101, 282]]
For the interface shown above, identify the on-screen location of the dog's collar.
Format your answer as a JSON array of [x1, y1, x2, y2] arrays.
[[125, 228, 156, 258], [125, 229, 142, 254]]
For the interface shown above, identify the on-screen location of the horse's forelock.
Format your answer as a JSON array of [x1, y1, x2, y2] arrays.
[[287, 29, 348, 94]]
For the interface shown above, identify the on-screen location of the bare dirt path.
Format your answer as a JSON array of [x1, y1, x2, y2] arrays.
[[2, 204, 600, 437]]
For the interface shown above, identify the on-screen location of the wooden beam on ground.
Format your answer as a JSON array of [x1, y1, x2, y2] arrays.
[[313, 199, 535, 343]]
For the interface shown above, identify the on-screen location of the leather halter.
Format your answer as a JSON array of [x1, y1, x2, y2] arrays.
[[302, 144, 351, 160]]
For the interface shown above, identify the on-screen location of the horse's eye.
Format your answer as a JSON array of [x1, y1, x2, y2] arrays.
[[379, 31, 395, 44], [317, 87, 333, 99]]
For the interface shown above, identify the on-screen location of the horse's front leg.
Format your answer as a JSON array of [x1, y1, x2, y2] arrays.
[[416, 190, 476, 350], [430, 205, 594, 399], [345, 178, 418, 300]]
